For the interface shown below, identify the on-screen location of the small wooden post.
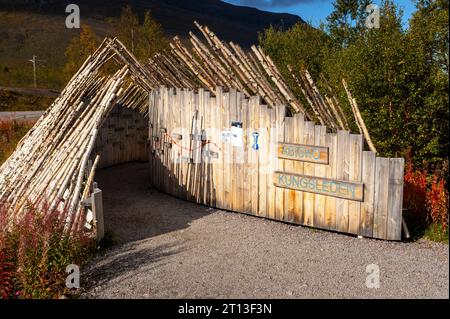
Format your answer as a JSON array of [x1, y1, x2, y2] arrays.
[[92, 186, 104, 242]]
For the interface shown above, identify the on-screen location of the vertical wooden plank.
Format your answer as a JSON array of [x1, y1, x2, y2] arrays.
[[148, 100, 155, 185], [324, 133, 337, 230], [275, 105, 285, 221], [163, 88, 171, 194], [169, 89, 177, 196], [242, 97, 252, 214], [348, 134, 363, 234], [208, 93, 217, 207], [192, 90, 199, 202], [387, 158, 404, 241], [236, 93, 245, 213], [158, 88, 165, 192], [302, 121, 315, 227], [152, 90, 159, 189], [215, 87, 224, 209], [156, 89, 162, 192], [92, 188, 104, 242], [190, 90, 198, 202], [223, 90, 232, 211], [166, 88, 172, 194], [162, 90, 170, 193], [373, 157, 390, 239], [173, 88, 182, 198], [167, 90, 173, 195], [156, 90, 162, 189], [194, 91, 201, 202], [148, 92, 155, 188], [229, 89, 238, 211], [283, 117, 295, 223], [200, 91, 205, 204], [189, 90, 197, 201], [313, 125, 327, 228], [250, 96, 260, 216], [203, 91, 212, 206], [360, 151, 376, 237], [210, 91, 221, 208], [292, 113, 305, 224], [293, 113, 304, 224], [267, 107, 277, 220], [335, 130, 350, 233], [179, 89, 188, 199], [258, 105, 269, 218], [196, 89, 205, 204], [187, 90, 197, 202], [159, 89, 165, 192]]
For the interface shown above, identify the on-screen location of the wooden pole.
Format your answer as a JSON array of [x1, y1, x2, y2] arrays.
[[342, 79, 377, 153]]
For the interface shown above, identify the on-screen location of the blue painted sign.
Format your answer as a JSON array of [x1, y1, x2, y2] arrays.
[[252, 132, 259, 150]]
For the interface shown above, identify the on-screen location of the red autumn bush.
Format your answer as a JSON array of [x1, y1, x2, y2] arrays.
[[427, 176, 448, 231], [403, 161, 449, 236], [0, 243, 15, 298], [0, 200, 94, 299]]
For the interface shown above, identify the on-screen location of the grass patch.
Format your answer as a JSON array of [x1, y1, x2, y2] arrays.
[[0, 120, 35, 165], [424, 223, 449, 243], [0, 89, 54, 112]]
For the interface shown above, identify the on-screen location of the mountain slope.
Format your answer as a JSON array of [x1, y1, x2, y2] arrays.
[[1, 0, 303, 46], [0, 0, 303, 89]]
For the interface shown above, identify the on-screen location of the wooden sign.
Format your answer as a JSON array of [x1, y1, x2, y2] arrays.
[[277, 142, 329, 164], [274, 171, 364, 201]]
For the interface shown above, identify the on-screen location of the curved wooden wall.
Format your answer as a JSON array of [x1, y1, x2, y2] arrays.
[[94, 104, 148, 169], [148, 87, 405, 241]]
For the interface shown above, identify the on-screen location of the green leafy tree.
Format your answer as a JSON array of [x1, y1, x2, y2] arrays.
[[330, 1, 409, 156], [409, 0, 449, 73], [325, 0, 448, 167], [259, 22, 334, 118], [135, 11, 169, 61], [259, 0, 448, 171], [63, 25, 99, 80], [259, 23, 332, 79], [111, 6, 168, 62], [406, 0, 449, 168], [111, 5, 140, 53], [326, 0, 373, 47]]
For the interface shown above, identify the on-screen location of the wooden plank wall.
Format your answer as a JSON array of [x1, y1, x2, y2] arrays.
[[148, 87, 405, 240], [94, 104, 148, 169]]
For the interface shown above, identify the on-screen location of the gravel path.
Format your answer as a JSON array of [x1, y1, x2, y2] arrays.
[[82, 163, 449, 299]]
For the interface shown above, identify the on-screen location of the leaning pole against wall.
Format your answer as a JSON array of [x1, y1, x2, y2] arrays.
[[148, 87, 405, 241]]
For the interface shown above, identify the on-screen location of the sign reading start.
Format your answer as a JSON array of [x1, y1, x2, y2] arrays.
[[274, 172, 364, 202], [277, 142, 328, 164]]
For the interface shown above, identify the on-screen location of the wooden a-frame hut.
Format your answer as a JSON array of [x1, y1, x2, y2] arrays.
[[0, 22, 405, 240]]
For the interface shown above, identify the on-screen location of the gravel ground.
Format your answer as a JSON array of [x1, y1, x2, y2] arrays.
[[81, 163, 449, 299]]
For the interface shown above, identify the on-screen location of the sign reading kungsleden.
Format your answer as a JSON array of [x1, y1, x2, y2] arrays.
[[275, 142, 364, 202], [274, 172, 364, 201]]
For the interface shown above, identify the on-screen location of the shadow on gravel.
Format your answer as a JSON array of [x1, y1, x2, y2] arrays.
[[82, 241, 186, 290], [95, 162, 212, 244]]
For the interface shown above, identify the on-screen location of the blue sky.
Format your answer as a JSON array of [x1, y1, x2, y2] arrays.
[[223, 0, 417, 28]]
